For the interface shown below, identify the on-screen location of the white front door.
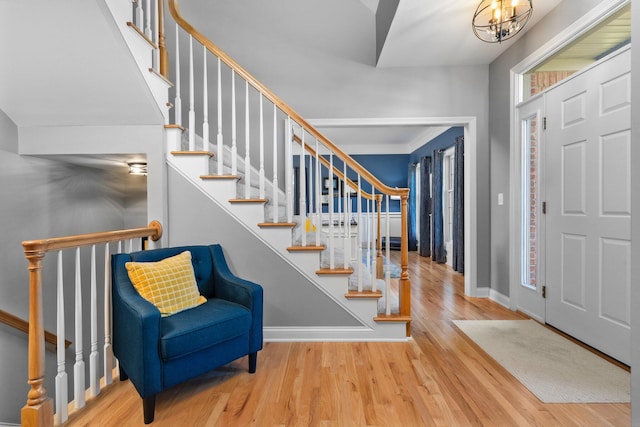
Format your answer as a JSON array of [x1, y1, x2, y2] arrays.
[[545, 48, 631, 364]]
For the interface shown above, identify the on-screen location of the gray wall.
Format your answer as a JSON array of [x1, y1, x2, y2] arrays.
[[488, 0, 610, 297], [167, 167, 361, 327], [0, 109, 146, 423], [173, 0, 492, 288]]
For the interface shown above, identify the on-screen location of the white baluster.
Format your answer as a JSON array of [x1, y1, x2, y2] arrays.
[[231, 73, 237, 176], [259, 94, 265, 199], [300, 132, 306, 246], [55, 251, 68, 424], [272, 105, 279, 222], [202, 46, 209, 151], [174, 24, 182, 127], [343, 164, 349, 269], [74, 248, 85, 409], [385, 194, 391, 315], [286, 120, 293, 224], [103, 242, 113, 386], [188, 36, 195, 151], [135, 0, 143, 32], [89, 245, 99, 398], [315, 139, 321, 247], [371, 190, 377, 293], [357, 175, 363, 292], [244, 81, 251, 198], [217, 57, 223, 175], [329, 154, 335, 269], [144, 0, 152, 39]]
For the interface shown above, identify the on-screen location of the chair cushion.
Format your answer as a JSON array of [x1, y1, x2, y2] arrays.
[[159, 298, 251, 360], [126, 251, 206, 317]]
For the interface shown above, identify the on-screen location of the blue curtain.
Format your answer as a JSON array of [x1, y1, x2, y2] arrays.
[[418, 156, 432, 257], [452, 137, 465, 273], [407, 163, 418, 251], [432, 151, 446, 263]]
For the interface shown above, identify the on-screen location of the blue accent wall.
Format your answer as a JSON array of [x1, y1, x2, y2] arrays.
[[409, 127, 464, 164]]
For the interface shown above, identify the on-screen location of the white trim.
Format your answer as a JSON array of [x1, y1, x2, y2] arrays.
[[308, 116, 479, 298], [509, 0, 630, 313], [264, 326, 409, 342], [489, 289, 510, 309]]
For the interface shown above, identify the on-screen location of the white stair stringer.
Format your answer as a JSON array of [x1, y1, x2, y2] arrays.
[[104, 0, 171, 123], [166, 151, 407, 341]]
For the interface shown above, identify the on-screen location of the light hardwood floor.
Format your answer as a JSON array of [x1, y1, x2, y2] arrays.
[[64, 251, 630, 426]]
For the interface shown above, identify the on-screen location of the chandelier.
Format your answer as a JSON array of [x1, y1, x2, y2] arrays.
[[472, 0, 533, 43]]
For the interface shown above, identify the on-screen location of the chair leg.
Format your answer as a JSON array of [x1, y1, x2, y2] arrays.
[[119, 365, 128, 381], [143, 395, 156, 424], [248, 352, 257, 373]]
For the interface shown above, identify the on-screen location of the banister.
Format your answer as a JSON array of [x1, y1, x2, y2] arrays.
[[21, 221, 162, 427], [168, 0, 409, 199], [0, 310, 71, 349]]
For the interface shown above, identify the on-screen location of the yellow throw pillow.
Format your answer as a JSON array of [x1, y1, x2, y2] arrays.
[[125, 251, 206, 316]]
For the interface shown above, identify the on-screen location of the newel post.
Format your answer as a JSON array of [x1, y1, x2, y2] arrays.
[[158, 0, 169, 79], [400, 191, 411, 337], [21, 244, 53, 427]]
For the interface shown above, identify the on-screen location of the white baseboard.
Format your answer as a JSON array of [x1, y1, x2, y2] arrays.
[[489, 289, 511, 309], [264, 326, 409, 342], [475, 286, 490, 298]]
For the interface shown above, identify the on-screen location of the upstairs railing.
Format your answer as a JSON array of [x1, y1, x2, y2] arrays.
[[21, 222, 162, 427], [167, 0, 411, 326]]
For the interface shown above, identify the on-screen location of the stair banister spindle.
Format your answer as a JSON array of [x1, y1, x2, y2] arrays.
[[202, 46, 209, 151], [144, 0, 152, 39], [315, 139, 321, 246], [73, 248, 85, 409], [216, 57, 223, 175], [231, 72, 237, 175], [136, 0, 143, 33], [272, 104, 279, 222], [55, 251, 68, 424], [371, 192, 378, 292], [174, 23, 182, 126], [376, 195, 383, 279], [385, 194, 391, 315], [103, 242, 113, 386], [300, 131, 307, 246], [244, 81, 251, 199], [357, 175, 363, 292], [259, 94, 265, 199], [89, 245, 99, 398], [343, 163, 349, 269], [188, 35, 195, 151], [329, 154, 335, 269], [285, 122, 293, 224]]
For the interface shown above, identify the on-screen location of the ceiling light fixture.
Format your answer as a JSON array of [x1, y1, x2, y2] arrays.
[[472, 0, 533, 43], [128, 162, 148, 176]]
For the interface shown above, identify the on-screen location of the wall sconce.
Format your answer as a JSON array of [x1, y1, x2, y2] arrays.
[[128, 162, 148, 176]]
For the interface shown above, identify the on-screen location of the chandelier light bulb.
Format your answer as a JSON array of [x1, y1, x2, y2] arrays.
[[472, 0, 533, 43]]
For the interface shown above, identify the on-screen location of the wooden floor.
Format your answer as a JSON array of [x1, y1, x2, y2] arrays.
[[64, 252, 630, 426]]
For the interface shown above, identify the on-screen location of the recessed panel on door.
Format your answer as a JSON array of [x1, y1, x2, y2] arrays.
[[561, 233, 586, 310], [562, 142, 586, 215], [562, 91, 587, 128], [601, 131, 631, 216], [600, 238, 631, 327]]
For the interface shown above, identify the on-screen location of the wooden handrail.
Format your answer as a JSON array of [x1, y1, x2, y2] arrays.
[[21, 221, 163, 427], [0, 310, 71, 349], [168, 0, 408, 200], [293, 134, 374, 201]]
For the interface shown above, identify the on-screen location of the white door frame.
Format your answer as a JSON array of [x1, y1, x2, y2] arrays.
[[508, 0, 629, 311], [309, 116, 479, 297]]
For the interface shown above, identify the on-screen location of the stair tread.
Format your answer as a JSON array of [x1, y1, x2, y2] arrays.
[[345, 290, 383, 299], [171, 150, 215, 157], [287, 245, 325, 252], [229, 198, 268, 204], [201, 174, 239, 180], [316, 267, 354, 275], [373, 314, 411, 322], [258, 222, 296, 228]]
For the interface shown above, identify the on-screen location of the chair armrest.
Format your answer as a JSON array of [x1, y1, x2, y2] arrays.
[[209, 245, 263, 353], [111, 254, 163, 397]]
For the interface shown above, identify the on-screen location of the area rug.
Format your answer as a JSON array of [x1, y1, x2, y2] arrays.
[[452, 319, 630, 403]]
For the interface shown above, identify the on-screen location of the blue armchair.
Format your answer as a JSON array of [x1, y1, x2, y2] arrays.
[[112, 244, 263, 423]]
